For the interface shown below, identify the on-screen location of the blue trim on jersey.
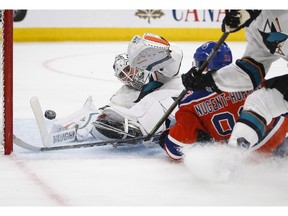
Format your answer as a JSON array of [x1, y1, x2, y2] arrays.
[[236, 58, 264, 89], [238, 112, 265, 138], [146, 55, 171, 71], [78, 112, 99, 129], [180, 90, 214, 105], [252, 116, 282, 149]]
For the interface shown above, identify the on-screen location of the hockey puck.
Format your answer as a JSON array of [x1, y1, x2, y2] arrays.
[[44, 110, 56, 120]]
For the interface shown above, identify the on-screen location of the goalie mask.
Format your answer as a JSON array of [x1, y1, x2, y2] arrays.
[[193, 41, 232, 70], [113, 53, 148, 90]]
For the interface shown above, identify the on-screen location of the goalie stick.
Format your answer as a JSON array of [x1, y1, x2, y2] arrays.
[[13, 134, 160, 152], [30, 96, 77, 147]]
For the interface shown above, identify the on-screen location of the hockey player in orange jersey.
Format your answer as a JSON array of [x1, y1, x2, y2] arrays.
[[159, 41, 288, 160]]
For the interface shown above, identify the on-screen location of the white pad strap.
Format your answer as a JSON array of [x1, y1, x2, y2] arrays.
[[98, 107, 147, 137], [104, 97, 169, 135]]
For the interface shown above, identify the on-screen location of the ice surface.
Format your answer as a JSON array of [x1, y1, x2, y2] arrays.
[[1, 41, 288, 215]]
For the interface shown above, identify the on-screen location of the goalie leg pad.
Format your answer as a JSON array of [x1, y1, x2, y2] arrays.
[[51, 96, 100, 141], [103, 89, 180, 137], [91, 114, 143, 140]]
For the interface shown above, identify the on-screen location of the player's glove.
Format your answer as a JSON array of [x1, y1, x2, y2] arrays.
[[222, 10, 261, 33], [181, 67, 221, 93]]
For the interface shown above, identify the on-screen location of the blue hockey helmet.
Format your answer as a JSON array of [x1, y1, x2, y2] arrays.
[[193, 41, 232, 70]]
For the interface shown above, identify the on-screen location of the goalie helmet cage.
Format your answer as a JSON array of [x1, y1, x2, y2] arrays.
[[1, 10, 13, 155]]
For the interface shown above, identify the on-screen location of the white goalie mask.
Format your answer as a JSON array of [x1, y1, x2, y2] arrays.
[[113, 53, 149, 90]]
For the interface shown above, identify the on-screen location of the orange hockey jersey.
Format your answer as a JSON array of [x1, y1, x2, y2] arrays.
[[162, 90, 288, 160]]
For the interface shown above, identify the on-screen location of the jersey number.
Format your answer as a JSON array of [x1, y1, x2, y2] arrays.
[[211, 107, 243, 136]]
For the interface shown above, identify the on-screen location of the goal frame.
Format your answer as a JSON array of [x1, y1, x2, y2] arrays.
[[2, 10, 13, 155]]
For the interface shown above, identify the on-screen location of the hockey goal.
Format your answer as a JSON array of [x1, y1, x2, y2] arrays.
[[0, 10, 13, 155]]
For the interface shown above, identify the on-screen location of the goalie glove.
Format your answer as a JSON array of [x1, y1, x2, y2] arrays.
[[128, 32, 174, 72], [222, 10, 261, 33], [181, 67, 221, 93]]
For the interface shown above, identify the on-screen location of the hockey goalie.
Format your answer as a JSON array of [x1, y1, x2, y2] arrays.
[[48, 32, 183, 145]]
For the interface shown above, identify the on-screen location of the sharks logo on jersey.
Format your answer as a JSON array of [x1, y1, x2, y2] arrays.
[[258, 18, 288, 56]]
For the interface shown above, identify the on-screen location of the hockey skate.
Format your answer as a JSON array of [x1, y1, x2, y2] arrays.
[[237, 137, 251, 149]]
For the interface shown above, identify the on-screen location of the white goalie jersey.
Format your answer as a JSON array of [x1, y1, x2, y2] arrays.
[[51, 32, 184, 143]]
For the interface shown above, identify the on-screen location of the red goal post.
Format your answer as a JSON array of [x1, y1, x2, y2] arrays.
[[1, 10, 13, 155]]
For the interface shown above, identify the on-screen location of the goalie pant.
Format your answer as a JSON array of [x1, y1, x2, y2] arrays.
[[160, 90, 288, 160]]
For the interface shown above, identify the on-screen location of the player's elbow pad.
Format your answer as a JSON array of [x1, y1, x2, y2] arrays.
[[236, 57, 265, 89]]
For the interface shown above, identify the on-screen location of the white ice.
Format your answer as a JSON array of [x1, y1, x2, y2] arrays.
[[1, 41, 288, 215]]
